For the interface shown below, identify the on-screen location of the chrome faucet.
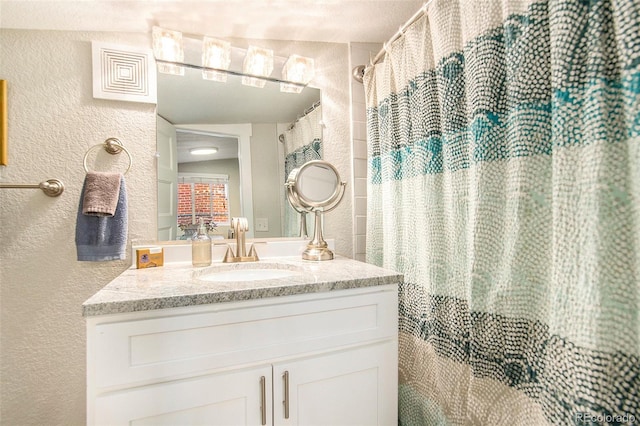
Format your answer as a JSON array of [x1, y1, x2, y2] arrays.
[[222, 217, 259, 263]]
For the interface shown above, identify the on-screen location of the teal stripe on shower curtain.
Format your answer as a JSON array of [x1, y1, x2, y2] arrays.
[[284, 139, 322, 179], [364, 0, 639, 424]]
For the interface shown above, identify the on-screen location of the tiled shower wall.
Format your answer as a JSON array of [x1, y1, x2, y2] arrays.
[[349, 43, 381, 262]]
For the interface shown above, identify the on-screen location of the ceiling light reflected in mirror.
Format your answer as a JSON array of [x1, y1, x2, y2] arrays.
[[175, 130, 238, 164], [190, 147, 219, 156]]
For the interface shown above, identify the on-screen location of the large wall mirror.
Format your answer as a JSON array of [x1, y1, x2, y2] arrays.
[[157, 62, 322, 240]]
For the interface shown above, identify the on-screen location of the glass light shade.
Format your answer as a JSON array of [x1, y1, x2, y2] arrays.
[[190, 147, 218, 156], [288, 55, 315, 83], [202, 37, 231, 82], [152, 26, 184, 76], [242, 45, 274, 88], [281, 55, 315, 93], [280, 82, 305, 94]]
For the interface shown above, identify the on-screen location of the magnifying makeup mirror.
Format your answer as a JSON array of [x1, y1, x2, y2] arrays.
[[285, 160, 346, 260]]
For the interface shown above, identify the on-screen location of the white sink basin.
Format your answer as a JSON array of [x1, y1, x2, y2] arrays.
[[196, 264, 303, 282]]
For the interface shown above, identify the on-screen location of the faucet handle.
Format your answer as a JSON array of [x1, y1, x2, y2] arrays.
[[222, 245, 236, 263], [231, 217, 249, 232], [247, 244, 260, 261]]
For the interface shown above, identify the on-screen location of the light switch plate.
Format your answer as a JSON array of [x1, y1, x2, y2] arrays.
[[255, 218, 269, 232]]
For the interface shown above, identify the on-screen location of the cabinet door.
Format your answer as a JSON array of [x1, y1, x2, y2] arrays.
[[273, 341, 397, 426], [93, 365, 273, 426]]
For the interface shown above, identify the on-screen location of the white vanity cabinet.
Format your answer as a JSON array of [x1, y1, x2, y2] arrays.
[[86, 284, 398, 426], [93, 364, 272, 425]]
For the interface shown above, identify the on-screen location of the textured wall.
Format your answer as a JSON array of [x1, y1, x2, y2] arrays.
[[0, 30, 352, 425], [0, 29, 157, 425]]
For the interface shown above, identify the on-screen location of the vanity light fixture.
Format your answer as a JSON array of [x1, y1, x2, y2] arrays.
[[242, 45, 274, 88], [152, 26, 184, 76], [202, 37, 231, 82], [190, 147, 219, 156], [151, 29, 314, 91], [281, 55, 315, 93]]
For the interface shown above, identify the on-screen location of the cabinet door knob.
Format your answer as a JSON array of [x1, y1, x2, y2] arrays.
[[260, 376, 267, 425], [283, 370, 290, 419]]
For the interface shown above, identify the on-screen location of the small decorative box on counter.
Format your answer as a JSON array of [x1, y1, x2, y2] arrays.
[[135, 247, 164, 269]]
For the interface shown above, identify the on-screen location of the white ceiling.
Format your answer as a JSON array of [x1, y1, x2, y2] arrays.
[[0, 0, 423, 44]]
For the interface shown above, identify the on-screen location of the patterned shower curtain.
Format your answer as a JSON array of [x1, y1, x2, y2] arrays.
[[282, 104, 323, 237], [364, 0, 639, 424]]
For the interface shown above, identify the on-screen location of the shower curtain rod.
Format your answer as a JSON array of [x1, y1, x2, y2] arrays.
[[353, 0, 433, 82], [286, 100, 321, 131], [278, 100, 322, 143], [372, 0, 433, 65]]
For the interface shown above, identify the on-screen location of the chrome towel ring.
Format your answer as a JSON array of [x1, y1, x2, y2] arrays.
[[83, 137, 132, 175]]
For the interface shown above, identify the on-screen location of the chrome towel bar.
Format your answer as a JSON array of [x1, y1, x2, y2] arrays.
[[0, 178, 65, 197]]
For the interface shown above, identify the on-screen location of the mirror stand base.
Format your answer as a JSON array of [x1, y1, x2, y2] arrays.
[[302, 245, 334, 261], [302, 210, 334, 261]]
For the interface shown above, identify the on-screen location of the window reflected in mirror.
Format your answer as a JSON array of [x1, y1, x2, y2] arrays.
[[177, 174, 230, 240]]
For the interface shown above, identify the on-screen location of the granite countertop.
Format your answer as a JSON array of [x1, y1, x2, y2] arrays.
[[82, 256, 403, 316]]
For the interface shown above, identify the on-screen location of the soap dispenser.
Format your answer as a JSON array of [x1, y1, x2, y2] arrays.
[[191, 218, 212, 267]]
